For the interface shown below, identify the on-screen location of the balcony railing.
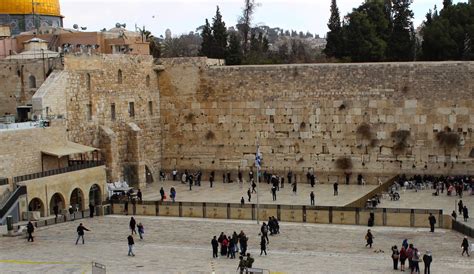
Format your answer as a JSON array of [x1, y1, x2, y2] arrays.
[[13, 161, 104, 184]]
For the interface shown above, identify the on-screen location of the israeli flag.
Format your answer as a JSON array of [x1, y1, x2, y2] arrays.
[[255, 145, 262, 168]]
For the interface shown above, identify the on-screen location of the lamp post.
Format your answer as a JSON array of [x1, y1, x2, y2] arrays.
[[31, 0, 41, 32]]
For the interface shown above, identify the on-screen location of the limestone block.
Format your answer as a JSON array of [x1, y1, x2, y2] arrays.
[[369, 100, 378, 108], [265, 108, 276, 116], [404, 100, 417, 109]]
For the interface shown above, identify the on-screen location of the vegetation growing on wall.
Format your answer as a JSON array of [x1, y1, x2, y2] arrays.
[[391, 129, 410, 154], [335, 157, 353, 170]]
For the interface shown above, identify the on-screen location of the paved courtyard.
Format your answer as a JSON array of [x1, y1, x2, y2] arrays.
[[379, 188, 474, 228], [142, 180, 377, 207], [0, 215, 472, 273]]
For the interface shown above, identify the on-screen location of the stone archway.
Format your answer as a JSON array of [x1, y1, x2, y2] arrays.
[[28, 197, 45, 217], [49, 193, 65, 215], [89, 184, 102, 206], [70, 188, 84, 211]]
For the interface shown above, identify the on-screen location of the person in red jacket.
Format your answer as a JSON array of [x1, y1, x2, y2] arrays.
[[399, 245, 408, 272]]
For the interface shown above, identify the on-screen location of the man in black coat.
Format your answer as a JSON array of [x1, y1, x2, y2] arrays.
[[75, 223, 90, 245], [27, 221, 35, 242], [211, 236, 219, 258], [428, 213, 436, 232]]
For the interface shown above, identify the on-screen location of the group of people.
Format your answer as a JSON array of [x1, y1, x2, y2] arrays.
[[211, 230, 250, 259], [451, 199, 470, 222], [390, 240, 431, 273]]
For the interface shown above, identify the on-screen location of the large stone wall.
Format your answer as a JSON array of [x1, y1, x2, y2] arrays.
[[159, 58, 474, 179], [34, 55, 162, 187]]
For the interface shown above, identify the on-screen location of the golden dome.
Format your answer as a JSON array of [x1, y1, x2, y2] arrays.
[[0, 0, 61, 17]]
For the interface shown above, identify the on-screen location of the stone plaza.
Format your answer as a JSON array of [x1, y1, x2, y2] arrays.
[[0, 215, 473, 273]]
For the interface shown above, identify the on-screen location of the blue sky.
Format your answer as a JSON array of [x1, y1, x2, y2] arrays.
[[60, 0, 467, 37]]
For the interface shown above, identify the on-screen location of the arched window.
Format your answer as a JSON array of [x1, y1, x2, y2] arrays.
[[29, 75, 36, 88], [117, 69, 123, 84], [86, 73, 91, 91]]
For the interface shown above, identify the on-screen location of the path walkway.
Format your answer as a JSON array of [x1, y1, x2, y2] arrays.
[[0, 215, 472, 273]]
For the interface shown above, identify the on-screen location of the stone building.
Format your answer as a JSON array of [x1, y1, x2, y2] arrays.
[[32, 54, 161, 189]]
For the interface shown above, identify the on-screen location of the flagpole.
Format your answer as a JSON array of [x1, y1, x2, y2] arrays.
[[256, 134, 260, 225]]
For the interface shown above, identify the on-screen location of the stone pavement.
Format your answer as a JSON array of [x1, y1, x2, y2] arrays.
[[142, 180, 377, 207], [379, 189, 474, 228], [0, 215, 472, 273]]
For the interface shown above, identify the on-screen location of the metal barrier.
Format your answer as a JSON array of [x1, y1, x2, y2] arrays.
[[0, 186, 27, 220], [452, 219, 474, 238], [0, 177, 8, 186]]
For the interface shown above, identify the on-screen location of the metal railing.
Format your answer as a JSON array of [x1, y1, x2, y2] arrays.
[[13, 161, 104, 183], [0, 186, 26, 219]]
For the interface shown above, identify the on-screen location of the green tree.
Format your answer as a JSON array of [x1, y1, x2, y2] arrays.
[[211, 6, 228, 59], [200, 19, 214, 57], [387, 0, 415, 61], [225, 32, 243, 65], [342, 1, 389, 62], [421, 2, 474, 60], [324, 0, 343, 58]]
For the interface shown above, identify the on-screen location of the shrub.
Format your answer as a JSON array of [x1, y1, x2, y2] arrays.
[[335, 157, 353, 170], [391, 130, 410, 154], [356, 123, 373, 140], [184, 113, 195, 123], [205, 130, 215, 140], [436, 131, 460, 150]]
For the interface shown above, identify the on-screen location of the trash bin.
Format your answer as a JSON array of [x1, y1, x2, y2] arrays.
[[6, 216, 13, 232]]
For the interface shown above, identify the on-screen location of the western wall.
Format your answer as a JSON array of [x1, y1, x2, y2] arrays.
[[159, 58, 474, 182]]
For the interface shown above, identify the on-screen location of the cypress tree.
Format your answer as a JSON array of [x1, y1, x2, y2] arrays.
[[225, 33, 243, 65], [387, 0, 415, 61], [324, 0, 343, 58], [200, 19, 214, 57], [211, 6, 228, 59]]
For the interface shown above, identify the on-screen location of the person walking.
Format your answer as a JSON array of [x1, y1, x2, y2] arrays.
[[237, 256, 246, 274], [129, 217, 137, 234], [261, 222, 269, 244], [365, 229, 373, 248], [407, 244, 414, 272], [69, 205, 75, 221], [89, 203, 95, 218], [310, 191, 315, 205], [211, 236, 219, 258], [137, 222, 144, 240], [251, 180, 257, 193], [423, 250, 432, 274], [333, 182, 338, 196], [124, 200, 129, 216], [247, 188, 252, 202], [260, 235, 267, 256], [391, 245, 399, 270], [26, 221, 35, 242], [463, 206, 469, 222], [461, 236, 470, 256], [428, 213, 436, 232], [127, 234, 135, 256], [170, 187, 176, 202], [160, 187, 165, 201], [239, 233, 248, 255], [292, 182, 297, 195], [75, 223, 90, 245]]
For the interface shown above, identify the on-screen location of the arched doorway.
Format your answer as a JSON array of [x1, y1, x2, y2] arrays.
[[89, 184, 102, 206], [49, 193, 65, 215], [28, 198, 45, 217], [145, 165, 154, 184], [70, 188, 84, 211]]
